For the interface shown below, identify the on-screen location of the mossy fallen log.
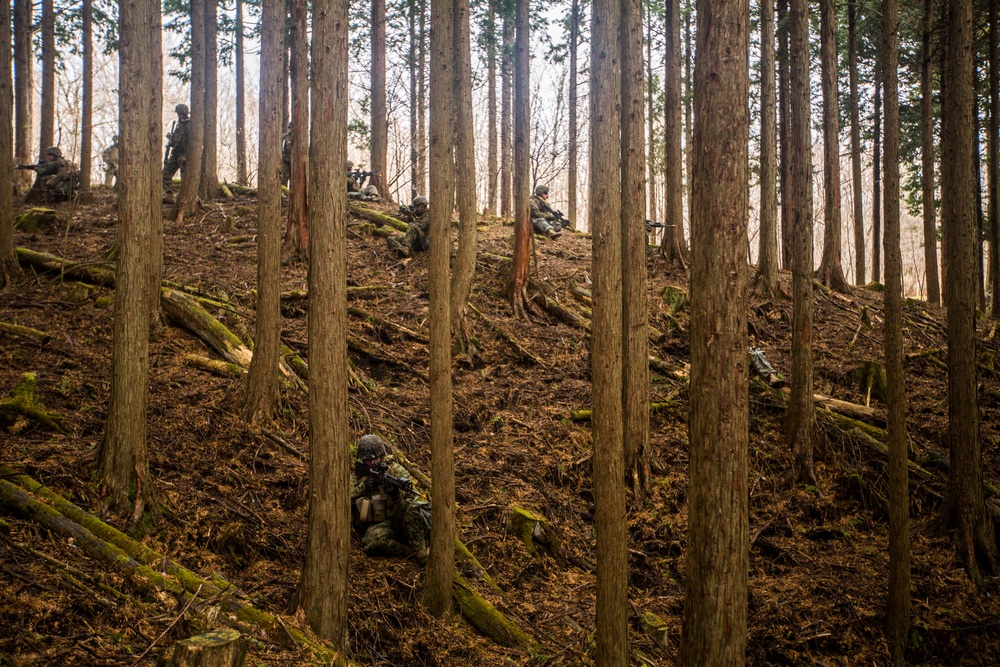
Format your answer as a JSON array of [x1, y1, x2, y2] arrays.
[[162, 290, 254, 368], [0, 322, 50, 343], [452, 573, 531, 648], [347, 336, 428, 381], [349, 204, 409, 232], [361, 223, 395, 239], [570, 392, 682, 422], [219, 183, 234, 198], [0, 373, 65, 434], [15, 247, 117, 287], [15, 208, 57, 233], [184, 354, 246, 378]]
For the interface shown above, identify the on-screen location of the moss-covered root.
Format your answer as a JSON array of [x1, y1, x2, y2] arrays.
[[0, 373, 65, 434], [508, 506, 563, 564], [452, 573, 531, 649]]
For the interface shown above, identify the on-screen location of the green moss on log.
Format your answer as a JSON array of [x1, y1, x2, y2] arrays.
[[14, 208, 57, 233], [350, 204, 409, 232], [508, 506, 563, 565], [0, 373, 65, 434], [452, 573, 531, 648]]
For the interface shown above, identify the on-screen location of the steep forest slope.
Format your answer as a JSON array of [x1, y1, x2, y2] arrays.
[[1, 190, 999, 666]]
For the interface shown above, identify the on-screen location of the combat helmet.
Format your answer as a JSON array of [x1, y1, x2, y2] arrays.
[[412, 195, 429, 209], [357, 434, 387, 461], [534, 184, 549, 196], [346, 160, 355, 171], [175, 103, 190, 116], [45, 146, 62, 158]]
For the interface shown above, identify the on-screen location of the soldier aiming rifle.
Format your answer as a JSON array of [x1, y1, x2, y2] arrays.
[[19, 146, 79, 203], [530, 184, 573, 239], [347, 160, 380, 201]]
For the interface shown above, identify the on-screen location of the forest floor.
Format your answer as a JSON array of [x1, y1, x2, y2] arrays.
[[1, 188, 999, 666]]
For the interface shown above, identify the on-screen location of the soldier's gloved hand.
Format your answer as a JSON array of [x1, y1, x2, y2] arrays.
[[363, 476, 378, 491], [387, 485, 401, 499]]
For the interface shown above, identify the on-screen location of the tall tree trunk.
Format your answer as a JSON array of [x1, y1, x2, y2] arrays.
[[787, 0, 816, 485], [298, 0, 350, 647], [450, 0, 477, 336], [680, 0, 749, 659], [873, 64, 882, 283], [241, 0, 284, 425], [683, 0, 693, 251], [13, 0, 32, 186], [940, 13, 948, 295], [816, 0, 848, 292], [646, 7, 656, 230], [409, 0, 419, 200], [849, 0, 866, 285], [416, 0, 428, 196], [921, 0, 939, 303], [96, 0, 159, 519], [147, 0, 164, 325], [39, 0, 55, 155], [778, 0, 792, 269], [755, 0, 778, 295], [200, 0, 219, 199], [173, 0, 206, 222], [80, 0, 93, 191], [622, 0, 649, 495], [371, 0, 390, 202], [974, 73, 987, 310], [591, 0, 626, 659], [882, 0, 910, 659], [508, 0, 531, 315], [500, 10, 513, 217], [660, 0, 685, 266], [943, 0, 999, 584], [569, 0, 579, 225], [426, 0, 456, 619], [487, 0, 498, 215], [0, 0, 21, 286], [990, 0, 999, 314], [285, 0, 309, 255], [236, 0, 248, 186]]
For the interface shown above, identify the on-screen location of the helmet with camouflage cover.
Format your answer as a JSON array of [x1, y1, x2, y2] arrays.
[[175, 103, 189, 116], [412, 195, 429, 209], [45, 146, 62, 158], [534, 184, 549, 196], [357, 434, 387, 461], [346, 160, 355, 171]]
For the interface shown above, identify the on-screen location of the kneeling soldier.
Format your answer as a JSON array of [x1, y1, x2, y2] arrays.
[[387, 195, 430, 258]]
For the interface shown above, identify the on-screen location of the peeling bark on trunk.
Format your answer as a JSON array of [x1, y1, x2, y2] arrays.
[[487, 1, 498, 215], [569, 0, 579, 225], [509, 0, 531, 316], [992, 0, 1000, 314], [873, 64, 882, 283], [500, 10, 514, 218], [173, 0, 206, 223], [660, 0, 685, 266], [417, 0, 428, 196], [778, 0, 792, 270], [285, 0, 309, 256]]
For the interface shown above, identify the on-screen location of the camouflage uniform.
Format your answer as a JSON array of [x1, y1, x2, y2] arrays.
[[351, 449, 428, 559], [281, 126, 292, 186], [387, 197, 430, 257], [162, 105, 191, 191], [102, 137, 118, 187], [347, 161, 380, 201], [23, 148, 79, 203], [530, 191, 562, 239]]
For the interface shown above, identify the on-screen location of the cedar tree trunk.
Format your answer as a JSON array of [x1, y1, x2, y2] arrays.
[[755, 0, 779, 295]]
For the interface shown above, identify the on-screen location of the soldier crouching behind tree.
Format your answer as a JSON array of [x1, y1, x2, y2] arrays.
[[386, 195, 430, 258], [351, 434, 429, 564], [18, 146, 80, 204]]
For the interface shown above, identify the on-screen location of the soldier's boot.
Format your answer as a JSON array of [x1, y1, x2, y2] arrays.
[[546, 228, 561, 240]]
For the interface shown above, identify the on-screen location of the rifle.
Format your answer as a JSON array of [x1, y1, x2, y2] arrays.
[[349, 169, 375, 184], [645, 219, 667, 230], [539, 200, 573, 229], [16, 164, 42, 172], [357, 460, 416, 496], [164, 120, 176, 165]]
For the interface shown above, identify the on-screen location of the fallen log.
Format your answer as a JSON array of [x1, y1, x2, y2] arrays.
[[15, 247, 116, 287], [162, 290, 254, 368], [361, 223, 395, 239], [184, 354, 246, 378], [0, 322, 50, 343], [0, 373, 65, 434], [349, 204, 409, 232], [349, 306, 428, 344], [347, 336, 428, 381], [570, 388, 683, 422]]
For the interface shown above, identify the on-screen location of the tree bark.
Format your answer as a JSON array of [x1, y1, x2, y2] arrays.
[[992, 0, 1000, 314], [417, 0, 428, 196], [508, 0, 531, 317], [787, 0, 816, 485], [942, 0, 999, 583], [816, 0, 849, 292], [173, 0, 206, 222], [39, 0, 55, 156], [409, 0, 419, 200], [371, 0, 390, 202], [451, 0, 477, 336], [285, 0, 309, 255], [487, 0, 498, 215], [660, 0, 685, 266], [849, 0, 866, 286], [680, 0, 749, 659], [13, 0, 32, 187], [777, 0, 792, 270], [200, 0, 219, 199], [426, 0, 456, 618], [591, 0, 626, 661], [0, 0, 20, 287], [881, 0, 910, 660], [683, 0, 692, 253], [148, 0, 164, 326], [241, 0, 284, 424], [646, 8, 656, 231], [755, 0, 778, 296], [622, 0, 649, 494], [97, 0, 159, 519], [500, 9, 514, 218], [569, 0, 579, 225], [873, 64, 882, 283], [298, 0, 350, 647], [235, 0, 247, 186], [80, 0, 93, 191], [974, 71, 987, 311]]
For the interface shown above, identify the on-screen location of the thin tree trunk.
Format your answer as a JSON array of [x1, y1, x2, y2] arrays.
[[450, 0, 477, 336], [371, 0, 390, 202], [97, 0, 159, 519], [622, 0, 649, 495], [0, 0, 21, 286], [683, 0, 692, 252], [147, 0, 164, 325], [508, 0, 530, 315], [661, 0, 685, 266], [298, 0, 350, 647], [173, 0, 206, 222], [991, 0, 999, 314], [817, 0, 849, 292], [80, 0, 93, 191], [755, 0, 778, 295], [874, 64, 882, 283], [285, 0, 309, 255], [850, 0, 866, 286], [882, 0, 910, 659], [409, 0, 419, 200], [13, 0, 32, 186], [426, 0, 456, 618], [241, 0, 284, 424], [39, 0, 55, 155], [569, 0, 579, 225], [417, 0, 428, 197], [920, 0, 939, 302], [236, 0, 247, 186], [487, 0, 498, 215], [778, 0, 792, 270], [974, 72, 987, 310], [680, 0, 749, 658], [646, 8, 656, 230], [787, 0, 816, 485], [200, 0, 219, 199], [942, 0, 999, 583], [501, 11, 513, 218]]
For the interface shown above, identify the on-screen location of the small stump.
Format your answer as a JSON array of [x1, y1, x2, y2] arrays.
[[14, 208, 57, 234], [158, 628, 248, 667], [508, 506, 563, 564]]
